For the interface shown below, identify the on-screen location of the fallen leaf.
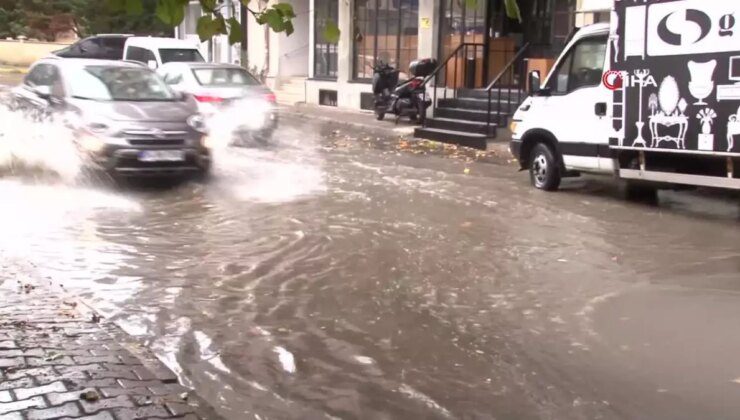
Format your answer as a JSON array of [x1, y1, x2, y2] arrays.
[[80, 390, 100, 402], [463, 168, 470, 174]]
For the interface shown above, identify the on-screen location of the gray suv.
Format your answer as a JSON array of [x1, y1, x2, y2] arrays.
[[11, 58, 211, 177]]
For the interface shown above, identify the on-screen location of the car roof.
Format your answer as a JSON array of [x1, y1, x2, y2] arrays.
[[125, 37, 200, 49], [37, 57, 147, 69], [161, 62, 245, 70], [574, 22, 610, 38]]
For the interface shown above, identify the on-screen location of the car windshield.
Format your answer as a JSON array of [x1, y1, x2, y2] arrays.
[[159, 48, 205, 63], [192, 68, 260, 86], [68, 65, 176, 101]]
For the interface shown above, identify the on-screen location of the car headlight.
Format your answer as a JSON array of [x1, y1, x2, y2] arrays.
[[201, 135, 214, 149], [187, 114, 207, 133], [78, 133, 105, 153], [509, 121, 518, 134]]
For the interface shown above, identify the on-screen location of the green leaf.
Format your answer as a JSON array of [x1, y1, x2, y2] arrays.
[[156, 0, 185, 26], [196, 15, 219, 41], [465, 0, 477, 9], [125, 0, 143, 15], [239, 0, 250, 5], [504, 0, 522, 23], [283, 20, 294, 36], [260, 9, 285, 32], [227, 17, 242, 45], [106, 0, 126, 12], [273, 3, 295, 18], [199, 0, 217, 12], [322, 20, 340, 43]]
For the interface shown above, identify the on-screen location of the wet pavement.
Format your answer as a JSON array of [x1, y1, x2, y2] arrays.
[[0, 113, 739, 420]]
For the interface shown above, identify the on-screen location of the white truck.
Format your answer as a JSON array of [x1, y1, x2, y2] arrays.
[[510, 0, 739, 193]]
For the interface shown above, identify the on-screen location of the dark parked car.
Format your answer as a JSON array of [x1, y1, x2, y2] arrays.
[[53, 34, 132, 60], [11, 57, 212, 178]]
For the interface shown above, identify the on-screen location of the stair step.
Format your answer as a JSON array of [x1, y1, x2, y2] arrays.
[[437, 97, 517, 112], [434, 107, 509, 125], [413, 127, 488, 150], [426, 118, 497, 136], [457, 88, 526, 102]]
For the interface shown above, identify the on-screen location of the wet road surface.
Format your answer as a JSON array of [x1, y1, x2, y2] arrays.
[[1, 115, 739, 420]]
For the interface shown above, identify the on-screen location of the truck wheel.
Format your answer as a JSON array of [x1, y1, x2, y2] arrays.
[[529, 143, 561, 191]]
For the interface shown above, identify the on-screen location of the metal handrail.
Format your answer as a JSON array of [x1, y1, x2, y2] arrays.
[[486, 43, 531, 134], [484, 42, 531, 91], [421, 42, 485, 128]]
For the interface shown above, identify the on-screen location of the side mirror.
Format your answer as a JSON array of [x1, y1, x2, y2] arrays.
[[32, 85, 52, 99], [147, 60, 158, 70], [528, 70, 541, 95]]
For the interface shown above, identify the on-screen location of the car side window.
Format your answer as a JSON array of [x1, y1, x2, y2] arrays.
[[101, 37, 127, 59], [547, 36, 607, 95], [125, 46, 157, 64], [25, 64, 55, 87], [77, 39, 102, 57]]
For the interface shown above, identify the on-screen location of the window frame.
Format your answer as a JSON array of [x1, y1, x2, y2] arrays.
[[313, 0, 339, 80], [352, 0, 419, 81], [545, 35, 608, 96]]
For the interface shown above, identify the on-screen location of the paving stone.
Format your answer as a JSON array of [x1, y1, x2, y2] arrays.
[[133, 364, 178, 383], [47, 389, 94, 406], [0, 351, 22, 358], [166, 402, 198, 416], [80, 395, 135, 414], [0, 412, 23, 420], [99, 387, 152, 399], [0, 392, 10, 403], [0, 377, 35, 391], [14, 380, 67, 400], [88, 368, 138, 381], [26, 401, 82, 420], [0, 395, 46, 414], [0, 342, 16, 350], [112, 405, 170, 419], [74, 355, 120, 365], [5, 366, 57, 381], [60, 412, 115, 420], [57, 363, 104, 375], [26, 356, 75, 367], [0, 358, 24, 369]]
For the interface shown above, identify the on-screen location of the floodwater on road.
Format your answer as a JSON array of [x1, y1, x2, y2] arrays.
[[1, 114, 739, 420]]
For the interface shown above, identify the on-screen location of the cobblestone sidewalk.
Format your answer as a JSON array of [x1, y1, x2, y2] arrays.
[[0, 280, 223, 420]]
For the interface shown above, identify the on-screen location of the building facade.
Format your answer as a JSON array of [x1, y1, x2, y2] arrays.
[[177, 0, 612, 109]]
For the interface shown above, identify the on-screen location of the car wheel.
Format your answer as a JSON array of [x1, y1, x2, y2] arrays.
[[529, 143, 561, 191]]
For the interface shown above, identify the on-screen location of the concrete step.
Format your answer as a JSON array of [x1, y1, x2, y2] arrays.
[[437, 97, 518, 112], [413, 127, 488, 150], [457, 88, 526, 102], [434, 107, 509, 125], [425, 117, 497, 136]]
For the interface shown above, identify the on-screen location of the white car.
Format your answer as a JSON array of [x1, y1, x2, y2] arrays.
[[158, 62, 278, 143]]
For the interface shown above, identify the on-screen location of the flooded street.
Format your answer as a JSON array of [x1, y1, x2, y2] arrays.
[[1, 114, 739, 420]]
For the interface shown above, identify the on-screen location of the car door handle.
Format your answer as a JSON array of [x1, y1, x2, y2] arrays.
[[595, 102, 607, 117]]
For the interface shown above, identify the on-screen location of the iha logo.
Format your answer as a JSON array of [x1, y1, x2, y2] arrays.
[[603, 70, 623, 90], [603, 70, 658, 90]]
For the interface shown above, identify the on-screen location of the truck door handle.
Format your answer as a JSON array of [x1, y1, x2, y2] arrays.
[[595, 102, 607, 116]]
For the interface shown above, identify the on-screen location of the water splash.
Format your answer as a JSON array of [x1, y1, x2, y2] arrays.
[[0, 104, 82, 182]]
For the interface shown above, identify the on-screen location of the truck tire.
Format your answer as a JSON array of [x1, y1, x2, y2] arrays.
[[529, 143, 561, 191]]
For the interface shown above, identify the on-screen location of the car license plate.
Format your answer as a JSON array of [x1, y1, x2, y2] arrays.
[[138, 150, 185, 162]]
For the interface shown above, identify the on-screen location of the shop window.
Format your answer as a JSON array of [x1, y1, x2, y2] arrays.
[[353, 0, 419, 80], [314, 0, 339, 78]]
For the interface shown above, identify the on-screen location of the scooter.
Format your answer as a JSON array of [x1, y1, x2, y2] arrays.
[[372, 58, 436, 123]]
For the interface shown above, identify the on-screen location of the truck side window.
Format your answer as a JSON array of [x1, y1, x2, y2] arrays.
[[548, 36, 607, 94], [125, 46, 157, 64]]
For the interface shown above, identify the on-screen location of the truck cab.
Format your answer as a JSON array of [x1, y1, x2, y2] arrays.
[[511, 0, 740, 193]]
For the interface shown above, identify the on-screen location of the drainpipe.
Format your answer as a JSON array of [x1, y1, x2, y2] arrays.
[[240, 2, 248, 67]]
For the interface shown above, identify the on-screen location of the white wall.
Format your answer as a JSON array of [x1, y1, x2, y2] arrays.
[[278, 0, 310, 77]]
